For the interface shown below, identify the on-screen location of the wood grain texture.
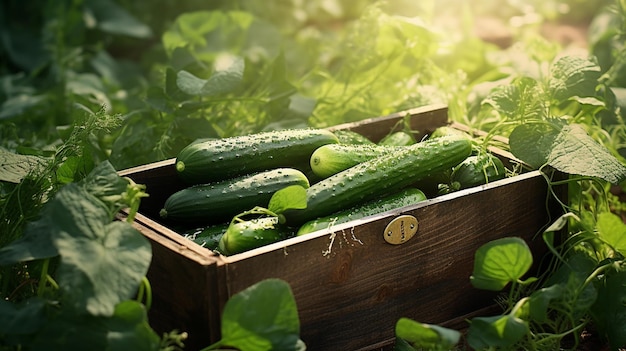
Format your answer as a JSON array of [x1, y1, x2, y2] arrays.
[[116, 104, 566, 350]]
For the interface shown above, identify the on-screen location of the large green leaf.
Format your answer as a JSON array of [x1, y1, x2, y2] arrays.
[[85, 0, 152, 38], [177, 55, 244, 97], [467, 314, 529, 349], [395, 317, 460, 350], [548, 56, 601, 102], [482, 77, 545, 121], [509, 122, 626, 184], [55, 213, 151, 316], [218, 279, 305, 351], [591, 269, 626, 350], [0, 149, 47, 183], [470, 237, 533, 291], [0, 298, 46, 335], [29, 300, 160, 351]]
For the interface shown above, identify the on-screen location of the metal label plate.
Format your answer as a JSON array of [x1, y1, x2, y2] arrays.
[[383, 215, 418, 245]]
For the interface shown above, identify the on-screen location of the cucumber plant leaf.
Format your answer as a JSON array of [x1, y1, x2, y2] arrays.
[[0, 149, 47, 183], [524, 284, 565, 323], [395, 317, 460, 350], [510, 122, 626, 184], [28, 300, 160, 351], [208, 278, 305, 351], [548, 56, 602, 103], [467, 313, 529, 349], [0, 298, 46, 335], [481, 77, 545, 121], [176, 55, 244, 97], [590, 269, 626, 351], [268, 185, 308, 214], [470, 237, 533, 291], [596, 211, 626, 255]]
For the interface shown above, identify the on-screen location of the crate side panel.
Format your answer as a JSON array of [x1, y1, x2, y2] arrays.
[[221, 175, 559, 350], [132, 222, 222, 350]]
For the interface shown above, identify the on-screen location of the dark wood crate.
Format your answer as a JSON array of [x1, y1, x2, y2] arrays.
[[118, 104, 565, 351]]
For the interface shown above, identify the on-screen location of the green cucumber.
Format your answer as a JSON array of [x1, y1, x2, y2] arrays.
[[160, 168, 310, 224], [429, 126, 472, 140], [451, 153, 506, 189], [310, 143, 404, 179], [332, 130, 375, 145], [283, 135, 473, 226], [378, 130, 416, 146], [218, 216, 293, 256], [182, 223, 228, 250], [297, 188, 427, 235], [175, 128, 339, 184]]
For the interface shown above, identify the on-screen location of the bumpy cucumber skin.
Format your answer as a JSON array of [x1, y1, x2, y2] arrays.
[[175, 128, 339, 184], [160, 168, 310, 224], [378, 131, 416, 146], [332, 130, 375, 145], [429, 126, 472, 140], [310, 144, 404, 179], [218, 217, 293, 256], [451, 153, 506, 189], [297, 188, 427, 235], [283, 135, 472, 226]]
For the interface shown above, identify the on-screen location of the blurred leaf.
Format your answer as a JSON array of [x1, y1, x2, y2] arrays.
[[85, 0, 152, 38], [395, 317, 460, 350], [0, 94, 48, 119], [0, 149, 47, 183], [470, 237, 533, 291], [0, 298, 46, 335], [219, 279, 305, 351], [591, 268, 626, 351], [467, 314, 528, 349], [176, 55, 244, 97], [596, 211, 626, 255]]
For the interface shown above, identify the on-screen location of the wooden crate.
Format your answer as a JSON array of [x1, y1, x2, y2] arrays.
[[118, 104, 565, 351]]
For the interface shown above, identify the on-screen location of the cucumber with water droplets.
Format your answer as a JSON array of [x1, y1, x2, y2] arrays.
[[160, 168, 310, 224], [175, 128, 339, 184], [378, 130, 416, 146], [332, 129, 376, 145], [282, 135, 472, 226], [218, 216, 294, 256], [297, 188, 427, 235], [310, 143, 404, 179]]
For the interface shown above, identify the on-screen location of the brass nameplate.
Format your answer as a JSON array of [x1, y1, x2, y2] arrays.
[[383, 215, 418, 245]]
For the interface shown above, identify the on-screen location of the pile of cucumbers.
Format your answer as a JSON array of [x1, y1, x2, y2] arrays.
[[160, 126, 507, 256]]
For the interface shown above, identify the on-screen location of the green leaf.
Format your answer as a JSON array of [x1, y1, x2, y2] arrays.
[[29, 301, 160, 351], [548, 124, 626, 184], [470, 237, 533, 291], [85, 0, 152, 38], [0, 297, 46, 335], [548, 56, 601, 102], [596, 211, 626, 255], [395, 317, 461, 350], [268, 185, 308, 215], [218, 279, 305, 351], [176, 55, 244, 96], [0, 149, 47, 183], [590, 269, 626, 351], [467, 314, 529, 349], [55, 215, 152, 316], [508, 122, 559, 169], [0, 93, 48, 119], [509, 122, 626, 184], [482, 77, 544, 121], [526, 284, 564, 323]]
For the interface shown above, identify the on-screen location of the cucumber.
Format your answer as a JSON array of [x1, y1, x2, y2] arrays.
[[182, 223, 228, 250], [332, 129, 375, 145], [160, 168, 310, 224], [218, 216, 294, 256], [297, 188, 427, 235], [378, 130, 416, 146], [451, 153, 506, 189], [283, 135, 473, 226], [429, 126, 471, 140], [175, 128, 339, 184], [310, 143, 404, 179]]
